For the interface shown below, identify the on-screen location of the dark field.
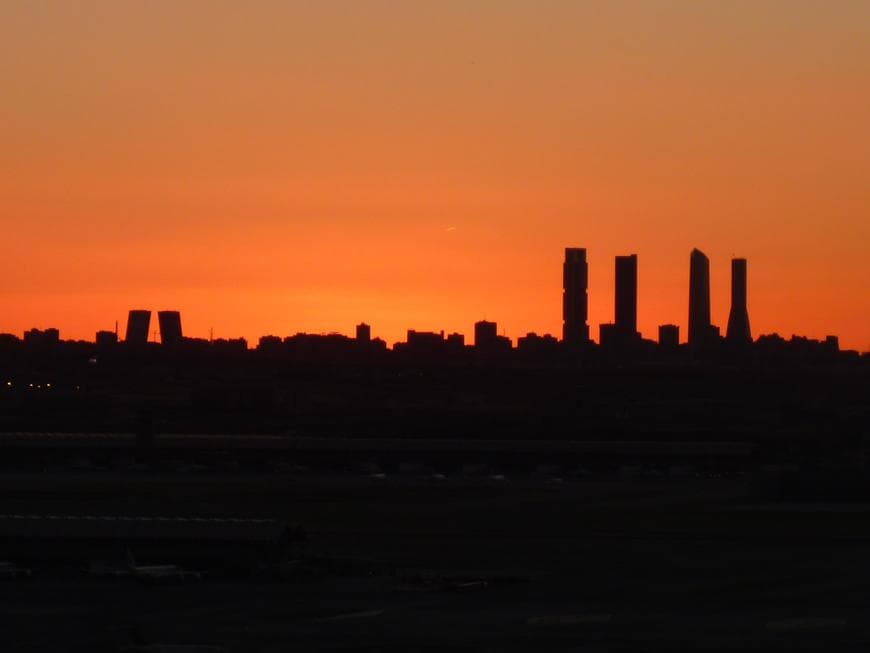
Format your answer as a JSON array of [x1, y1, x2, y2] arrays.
[[4, 471, 870, 651]]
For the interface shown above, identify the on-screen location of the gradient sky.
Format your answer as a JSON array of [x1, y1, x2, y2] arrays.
[[2, 2, 868, 349]]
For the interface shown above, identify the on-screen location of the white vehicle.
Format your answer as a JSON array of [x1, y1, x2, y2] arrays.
[[0, 561, 31, 579], [126, 550, 204, 584]]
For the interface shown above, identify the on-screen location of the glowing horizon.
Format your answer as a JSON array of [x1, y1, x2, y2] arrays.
[[2, 3, 868, 351], [9, 244, 864, 351]]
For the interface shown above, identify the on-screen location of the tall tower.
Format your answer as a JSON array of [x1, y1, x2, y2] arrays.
[[688, 249, 711, 347], [157, 311, 183, 347], [615, 254, 638, 336], [726, 258, 751, 343], [562, 248, 589, 344], [125, 310, 151, 345]]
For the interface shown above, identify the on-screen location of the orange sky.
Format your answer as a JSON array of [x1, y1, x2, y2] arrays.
[[2, 2, 868, 350]]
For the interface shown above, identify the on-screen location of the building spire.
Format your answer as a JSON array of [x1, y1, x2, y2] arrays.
[[726, 258, 752, 343]]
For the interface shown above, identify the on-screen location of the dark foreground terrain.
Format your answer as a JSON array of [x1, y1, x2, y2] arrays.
[[4, 469, 870, 652]]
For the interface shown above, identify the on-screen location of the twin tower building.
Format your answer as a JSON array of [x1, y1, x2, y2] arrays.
[[125, 310, 183, 346], [562, 248, 751, 349]]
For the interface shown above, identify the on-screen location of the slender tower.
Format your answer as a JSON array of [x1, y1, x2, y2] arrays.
[[726, 258, 751, 343], [615, 254, 638, 337], [688, 249, 711, 347], [562, 248, 589, 344]]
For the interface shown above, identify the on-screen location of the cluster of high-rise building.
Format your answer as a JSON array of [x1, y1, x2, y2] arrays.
[[5, 247, 857, 360], [125, 246, 753, 352], [563, 247, 754, 350]]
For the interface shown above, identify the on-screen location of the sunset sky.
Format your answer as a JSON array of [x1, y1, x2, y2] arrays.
[[2, 2, 868, 350]]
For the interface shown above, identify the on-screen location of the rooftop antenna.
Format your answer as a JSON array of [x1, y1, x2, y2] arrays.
[[209, 327, 214, 343], [114, 320, 118, 337]]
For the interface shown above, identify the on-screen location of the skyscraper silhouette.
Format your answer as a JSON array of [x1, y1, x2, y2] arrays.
[[688, 249, 712, 348], [615, 254, 638, 337], [562, 248, 589, 344], [157, 311, 183, 347], [125, 310, 151, 345], [474, 320, 498, 349], [355, 322, 371, 342], [726, 258, 751, 343]]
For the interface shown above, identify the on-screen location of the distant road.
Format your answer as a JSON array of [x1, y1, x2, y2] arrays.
[[0, 432, 757, 456]]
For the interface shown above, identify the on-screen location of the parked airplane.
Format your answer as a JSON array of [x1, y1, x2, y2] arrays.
[[125, 550, 204, 584]]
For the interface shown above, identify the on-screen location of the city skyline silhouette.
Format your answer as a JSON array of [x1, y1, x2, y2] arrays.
[[3, 4, 868, 352], [2, 4, 869, 650], [3, 246, 864, 353]]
